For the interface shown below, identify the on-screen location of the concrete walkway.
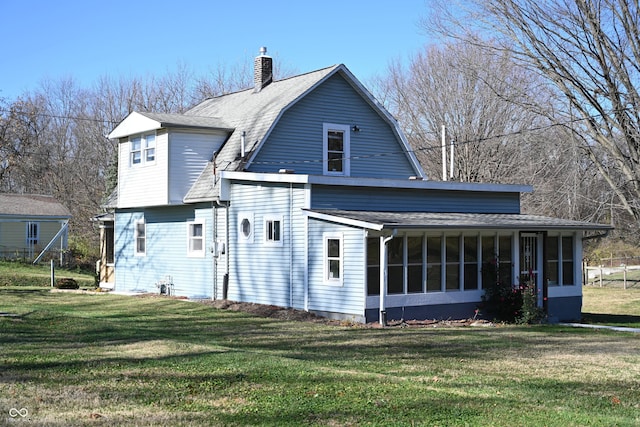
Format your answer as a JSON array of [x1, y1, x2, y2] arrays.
[[560, 323, 640, 333]]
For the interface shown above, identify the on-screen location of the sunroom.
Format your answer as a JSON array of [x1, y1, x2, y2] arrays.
[[306, 210, 612, 323]]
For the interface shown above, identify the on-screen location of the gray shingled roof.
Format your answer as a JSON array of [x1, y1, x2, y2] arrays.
[[137, 112, 232, 131], [183, 65, 341, 202], [305, 209, 613, 231], [0, 194, 71, 217]]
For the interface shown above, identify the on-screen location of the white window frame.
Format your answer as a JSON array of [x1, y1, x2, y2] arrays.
[[264, 215, 284, 247], [134, 218, 146, 256], [187, 220, 206, 257], [323, 123, 350, 176], [323, 232, 344, 286], [238, 213, 254, 243], [130, 132, 156, 167]]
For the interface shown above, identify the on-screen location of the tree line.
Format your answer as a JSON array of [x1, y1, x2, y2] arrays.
[[1, 0, 637, 257]]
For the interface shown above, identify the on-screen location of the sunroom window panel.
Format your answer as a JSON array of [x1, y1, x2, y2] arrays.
[[387, 238, 404, 294], [481, 236, 496, 289], [407, 236, 424, 293], [498, 235, 513, 286], [388, 266, 404, 294], [445, 236, 460, 291], [546, 236, 559, 286], [562, 236, 575, 285], [427, 265, 442, 292], [366, 237, 380, 295], [427, 236, 442, 292], [407, 265, 423, 293], [464, 236, 479, 290]]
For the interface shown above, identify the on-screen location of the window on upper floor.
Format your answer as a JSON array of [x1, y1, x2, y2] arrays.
[[323, 123, 350, 176], [130, 133, 156, 166]]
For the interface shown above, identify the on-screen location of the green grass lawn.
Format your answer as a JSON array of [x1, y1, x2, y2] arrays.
[[0, 260, 96, 288], [1, 286, 639, 426]]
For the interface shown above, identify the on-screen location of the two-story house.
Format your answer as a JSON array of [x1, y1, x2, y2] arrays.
[[99, 48, 611, 324]]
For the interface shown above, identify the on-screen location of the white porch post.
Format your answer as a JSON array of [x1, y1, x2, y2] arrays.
[[379, 230, 397, 326]]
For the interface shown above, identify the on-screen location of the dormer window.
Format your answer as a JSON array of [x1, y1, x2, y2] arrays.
[[323, 123, 350, 176], [130, 133, 156, 166]]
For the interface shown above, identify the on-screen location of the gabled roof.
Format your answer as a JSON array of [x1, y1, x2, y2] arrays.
[[186, 65, 341, 173], [108, 111, 232, 139], [304, 209, 614, 231], [183, 64, 424, 202], [0, 194, 71, 218]]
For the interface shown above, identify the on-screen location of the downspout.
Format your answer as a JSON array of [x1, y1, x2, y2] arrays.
[[379, 229, 397, 326], [212, 201, 217, 301], [224, 200, 230, 300], [289, 182, 293, 308]]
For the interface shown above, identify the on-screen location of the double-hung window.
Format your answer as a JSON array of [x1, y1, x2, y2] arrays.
[[187, 221, 205, 257], [545, 234, 575, 286], [323, 123, 350, 176], [324, 233, 343, 285], [130, 133, 156, 166], [134, 219, 146, 256]]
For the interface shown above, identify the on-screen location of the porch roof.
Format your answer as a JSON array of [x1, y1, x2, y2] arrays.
[[304, 209, 613, 232]]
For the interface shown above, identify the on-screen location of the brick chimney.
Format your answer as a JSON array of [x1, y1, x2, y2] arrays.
[[254, 46, 273, 92]]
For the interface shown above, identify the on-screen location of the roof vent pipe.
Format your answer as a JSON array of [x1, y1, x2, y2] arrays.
[[241, 131, 246, 159]]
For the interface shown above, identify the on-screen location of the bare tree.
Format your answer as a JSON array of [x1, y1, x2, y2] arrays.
[[375, 41, 551, 183], [427, 0, 640, 227]]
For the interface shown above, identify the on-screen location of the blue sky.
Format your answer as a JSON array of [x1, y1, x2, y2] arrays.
[[1, 0, 431, 101]]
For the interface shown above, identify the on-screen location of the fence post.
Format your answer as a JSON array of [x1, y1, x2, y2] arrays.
[[599, 266, 603, 288], [50, 259, 55, 288], [624, 264, 627, 290]]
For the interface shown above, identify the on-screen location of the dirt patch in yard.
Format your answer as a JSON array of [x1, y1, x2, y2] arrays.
[[129, 293, 490, 328], [196, 298, 491, 328]]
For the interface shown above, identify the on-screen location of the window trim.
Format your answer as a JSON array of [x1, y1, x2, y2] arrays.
[[187, 220, 206, 258], [264, 215, 284, 247], [323, 232, 344, 286], [322, 123, 351, 176], [134, 218, 146, 256], [129, 132, 156, 167]]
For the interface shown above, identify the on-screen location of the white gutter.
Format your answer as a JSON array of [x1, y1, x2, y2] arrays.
[[379, 229, 397, 326]]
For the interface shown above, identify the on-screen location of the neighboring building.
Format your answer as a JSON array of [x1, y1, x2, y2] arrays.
[[99, 48, 611, 323], [0, 194, 71, 261]]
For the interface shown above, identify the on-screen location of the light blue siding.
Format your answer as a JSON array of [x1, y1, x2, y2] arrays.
[[114, 204, 213, 298], [168, 131, 227, 204], [307, 219, 366, 319], [249, 74, 418, 178], [225, 181, 307, 308], [311, 185, 521, 214]]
